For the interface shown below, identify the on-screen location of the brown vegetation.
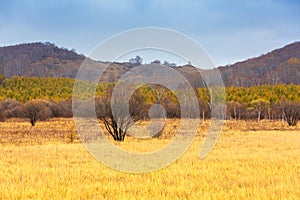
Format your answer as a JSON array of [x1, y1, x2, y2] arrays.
[[0, 119, 299, 199], [1, 42, 300, 87], [95, 87, 145, 141]]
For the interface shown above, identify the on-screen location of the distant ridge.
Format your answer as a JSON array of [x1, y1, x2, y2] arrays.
[[218, 42, 300, 86], [0, 41, 300, 86], [0, 42, 84, 78], [0, 42, 135, 82]]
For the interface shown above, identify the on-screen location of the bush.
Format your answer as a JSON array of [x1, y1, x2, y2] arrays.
[[0, 99, 22, 121], [22, 100, 52, 126]]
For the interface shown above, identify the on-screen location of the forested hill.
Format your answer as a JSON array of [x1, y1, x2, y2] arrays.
[[0, 42, 85, 78], [218, 42, 300, 86], [0, 41, 300, 86]]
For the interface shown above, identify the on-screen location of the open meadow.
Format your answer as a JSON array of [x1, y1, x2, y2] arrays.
[[0, 118, 299, 199]]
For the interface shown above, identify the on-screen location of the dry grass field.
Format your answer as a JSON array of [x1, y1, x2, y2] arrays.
[[0, 118, 299, 199]]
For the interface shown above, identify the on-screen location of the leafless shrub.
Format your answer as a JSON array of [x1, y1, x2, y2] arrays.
[[95, 87, 144, 141], [0, 99, 22, 121], [280, 100, 300, 126], [22, 99, 52, 126]]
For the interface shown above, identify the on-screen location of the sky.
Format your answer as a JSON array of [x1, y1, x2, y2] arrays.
[[0, 0, 300, 66]]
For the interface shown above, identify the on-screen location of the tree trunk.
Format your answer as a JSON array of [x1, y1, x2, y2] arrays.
[[257, 110, 261, 122], [282, 111, 285, 126], [234, 107, 237, 120], [30, 120, 36, 126], [112, 130, 125, 141], [287, 118, 298, 126]]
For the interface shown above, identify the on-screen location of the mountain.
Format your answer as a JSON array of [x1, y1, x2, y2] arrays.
[[0, 42, 135, 81], [0, 42, 84, 78], [0, 41, 300, 87], [218, 42, 300, 86]]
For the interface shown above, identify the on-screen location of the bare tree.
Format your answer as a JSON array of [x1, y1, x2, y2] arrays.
[[227, 101, 246, 120], [22, 100, 52, 126], [250, 99, 270, 122], [0, 99, 22, 121], [129, 55, 143, 66], [280, 100, 300, 126], [95, 87, 144, 141], [198, 99, 210, 123], [45, 101, 62, 118], [58, 99, 73, 117], [163, 60, 170, 66]]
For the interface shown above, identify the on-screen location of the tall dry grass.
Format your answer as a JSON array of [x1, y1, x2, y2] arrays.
[[0, 118, 299, 199]]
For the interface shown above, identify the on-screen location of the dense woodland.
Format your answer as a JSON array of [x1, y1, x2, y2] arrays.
[[0, 76, 299, 128]]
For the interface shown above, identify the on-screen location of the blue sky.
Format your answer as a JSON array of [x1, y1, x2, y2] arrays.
[[0, 0, 300, 66]]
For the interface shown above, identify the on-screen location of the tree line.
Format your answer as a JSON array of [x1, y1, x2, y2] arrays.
[[0, 76, 300, 139], [0, 98, 73, 125]]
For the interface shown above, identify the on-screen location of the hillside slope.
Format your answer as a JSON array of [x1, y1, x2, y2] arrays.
[[0, 42, 85, 78], [0, 41, 299, 86], [0, 42, 135, 81], [218, 42, 300, 86]]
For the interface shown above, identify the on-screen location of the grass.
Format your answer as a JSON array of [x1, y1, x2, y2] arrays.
[[0, 118, 299, 199]]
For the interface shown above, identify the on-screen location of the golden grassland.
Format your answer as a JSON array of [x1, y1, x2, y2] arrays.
[[0, 118, 299, 199]]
